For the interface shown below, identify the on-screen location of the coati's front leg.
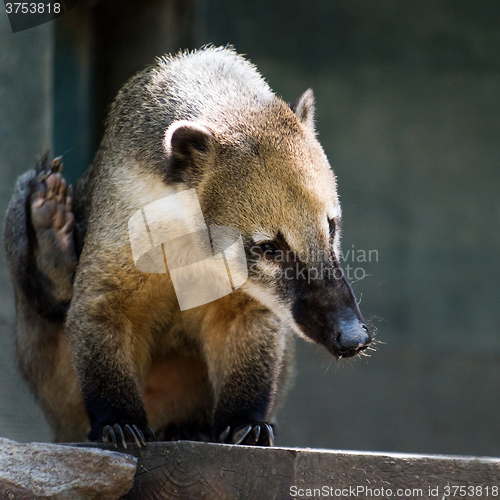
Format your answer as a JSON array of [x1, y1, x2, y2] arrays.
[[215, 370, 277, 447], [65, 280, 156, 447], [202, 298, 288, 447]]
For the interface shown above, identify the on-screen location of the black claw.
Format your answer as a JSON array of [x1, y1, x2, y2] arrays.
[[100, 423, 153, 448], [51, 157, 63, 172], [247, 425, 261, 445], [123, 424, 141, 447], [102, 425, 118, 448], [132, 424, 148, 447], [233, 425, 252, 445], [219, 426, 231, 444], [113, 424, 127, 449], [263, 424, 275, 447], [252, 425, 261, 442], [144, 426, 156, 443], [217, 423, 274, 447]]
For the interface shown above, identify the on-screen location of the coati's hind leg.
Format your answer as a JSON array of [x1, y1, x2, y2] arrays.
[[4, 153, 88, 442]]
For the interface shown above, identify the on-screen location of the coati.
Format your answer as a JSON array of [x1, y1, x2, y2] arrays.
[[4, 46, 371, 447]]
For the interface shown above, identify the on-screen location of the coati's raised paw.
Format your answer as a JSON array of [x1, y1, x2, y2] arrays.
[[101, 423, 156, 448], [28, 154, 77, 303], [31, 155, 75, 257], [218, 423, 275, 447]]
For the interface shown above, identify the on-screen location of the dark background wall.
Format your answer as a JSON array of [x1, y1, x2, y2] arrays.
[[1, 0, 499, 457], [0, 10, 53, 441]]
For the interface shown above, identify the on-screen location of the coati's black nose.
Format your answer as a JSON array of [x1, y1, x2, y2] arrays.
[[330, 313, 371, 359]]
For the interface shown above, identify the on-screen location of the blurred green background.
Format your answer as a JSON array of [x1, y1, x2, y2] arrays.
[[1, 0, 499, 456]]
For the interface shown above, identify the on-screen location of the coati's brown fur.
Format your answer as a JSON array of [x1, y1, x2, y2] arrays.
[[4, 47, 371, 446]]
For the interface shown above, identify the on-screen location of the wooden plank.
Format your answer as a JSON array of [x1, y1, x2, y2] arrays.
[[78, 442, 500, 500]]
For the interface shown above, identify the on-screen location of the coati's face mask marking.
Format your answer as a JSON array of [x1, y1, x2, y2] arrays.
[[238, 166, 371, 359]]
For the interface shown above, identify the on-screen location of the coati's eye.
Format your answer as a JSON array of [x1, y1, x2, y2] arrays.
[[260, 242, 280, 258], [328, 219, 336, 239]]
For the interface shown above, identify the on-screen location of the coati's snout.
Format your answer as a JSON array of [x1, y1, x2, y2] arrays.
[[289, 260, 372, 359], [328, 310, 371, 359], [293, 293, 371, 359]]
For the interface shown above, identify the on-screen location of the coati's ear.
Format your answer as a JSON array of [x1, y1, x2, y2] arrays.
[[164, 120, 215, 185], [289, 89, 315, 132]]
